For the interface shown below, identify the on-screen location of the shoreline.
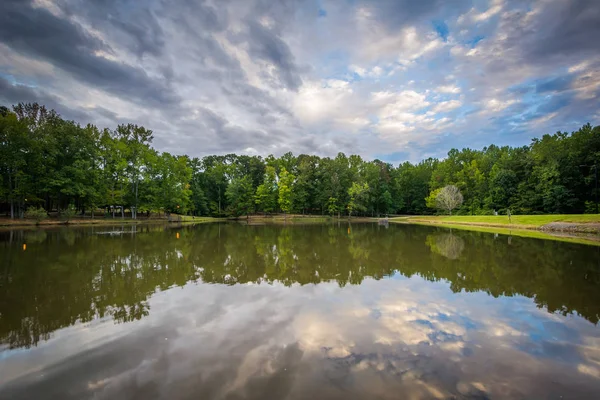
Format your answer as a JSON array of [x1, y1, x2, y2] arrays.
[[389, 216, 600, 246], [0, 215, 378, 229], [389, 216, 600, 233], [0, 216, 222, 229]]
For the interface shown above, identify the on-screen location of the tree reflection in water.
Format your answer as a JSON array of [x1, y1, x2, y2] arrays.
[[426, 232, 465, 260], [1, 222, 599, 350]]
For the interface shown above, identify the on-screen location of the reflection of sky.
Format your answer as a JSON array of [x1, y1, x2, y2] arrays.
[[1, 273, 600, 399]]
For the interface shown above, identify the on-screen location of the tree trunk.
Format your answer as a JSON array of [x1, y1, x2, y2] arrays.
[[134, 179, 138, 220], [8, 173, 14, 219], [121, 206, 124, 219], [218, 187, 221, 216]]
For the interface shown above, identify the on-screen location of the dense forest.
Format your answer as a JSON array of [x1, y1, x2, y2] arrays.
[[1, 103, 599, 218]]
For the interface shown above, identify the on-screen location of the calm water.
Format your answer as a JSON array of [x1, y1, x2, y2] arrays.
[[1, 223, 600, 399]]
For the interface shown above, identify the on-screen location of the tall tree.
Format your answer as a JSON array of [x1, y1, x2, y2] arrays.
[[255, 166, 278, 214], [278, 168, 295, 219], [347, 182, 369, 217], [115, 124, 153, 219], [226, 175, 255, 217]]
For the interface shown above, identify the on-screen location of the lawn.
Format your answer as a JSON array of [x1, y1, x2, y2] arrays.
[[391, 214, 600, 228], [389, 214, 600, 245], [412, 222, 600, 246]]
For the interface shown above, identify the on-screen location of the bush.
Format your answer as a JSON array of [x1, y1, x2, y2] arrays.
[[25, 207, 48, 224], [585, 201, 598, 214], [60, 206, 76, 223]]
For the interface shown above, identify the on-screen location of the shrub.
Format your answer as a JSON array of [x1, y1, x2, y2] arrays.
[[25, 207, 48, 224], [60, 206, 77, 223]]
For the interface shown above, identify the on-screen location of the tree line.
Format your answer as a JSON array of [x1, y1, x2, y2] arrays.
[[1, 102, 599, 218]]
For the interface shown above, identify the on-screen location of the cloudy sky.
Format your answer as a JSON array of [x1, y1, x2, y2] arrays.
[[1, 0, 599, 163]]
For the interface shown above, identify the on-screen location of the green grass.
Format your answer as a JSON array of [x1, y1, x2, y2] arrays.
[[253, 216, 331, 224], [0, 215, 222, 228], [177, 215, 224, 223], [391, 214, 600, 227], [389, 214, 600, 246], [409, 221, 600, 246]]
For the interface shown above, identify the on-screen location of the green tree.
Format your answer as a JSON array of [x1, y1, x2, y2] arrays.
[[255, 166, 278, 214], [226, 175, 255, 217], [115, 124, 153, 219], [153, 153, 193, 214], [327, 197, 339, 217], [202, 156, 229, 216], [278, 168, 295, 219], [0, 109, 29, 218], [425, 188, 442, 211], [347, 182, 369, 217]]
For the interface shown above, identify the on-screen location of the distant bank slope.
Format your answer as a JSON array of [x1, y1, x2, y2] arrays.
[[390, 215, 600, 234]]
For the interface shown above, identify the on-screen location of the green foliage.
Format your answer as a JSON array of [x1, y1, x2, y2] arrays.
[[347, 182, 369, 216], [425, 188, 442, 211], [585, 201, 597, 214], [255, 166, 277, 213], [24, 207, 48, 223], [60, 206, 76, 223], [278, 168, 295, 215], [1, 102, 599, 219], [226, 175, 255, 217], [327, 197, 339, 216]]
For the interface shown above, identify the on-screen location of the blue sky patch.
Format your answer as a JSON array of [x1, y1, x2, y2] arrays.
[[432, 20, 449, 41]]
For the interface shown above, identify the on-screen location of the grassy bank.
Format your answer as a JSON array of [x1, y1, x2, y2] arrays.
[[240, 214, 332, 224], [235, 215, 378, 224], [0, 215, 221, 228], [391, 214, 600, 227], [390, 214, 600, 245], [1, 213, 376, 228], [414, 221, 600, 246]]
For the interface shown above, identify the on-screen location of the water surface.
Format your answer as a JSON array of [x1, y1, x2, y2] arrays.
[[1, 223, 600, 399]]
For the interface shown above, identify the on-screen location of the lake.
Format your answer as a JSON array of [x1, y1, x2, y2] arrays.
[[1, 222, 600, 399]]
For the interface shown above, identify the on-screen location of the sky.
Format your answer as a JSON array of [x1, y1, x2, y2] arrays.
[[0, 0, 599, 163]]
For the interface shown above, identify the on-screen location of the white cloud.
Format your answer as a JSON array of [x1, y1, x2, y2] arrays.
[[432, 100, 462, 113], [31, 0, 64, 17], [483, 98, 517, 113], [458, 0, 504, 25], [373, 90, 430, 113], [0, 44, 55, 77], [436, 84, 461, 94], [571, 60, 600, 100], [293, 79, 355, 124], [354, 8, 445, 65], [349, 65, 384, 78]]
